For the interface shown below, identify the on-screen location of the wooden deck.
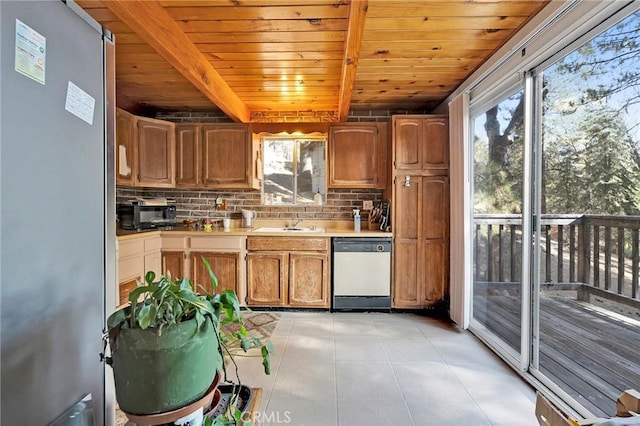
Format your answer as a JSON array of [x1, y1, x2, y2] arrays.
[[473, 294, 640, 417]]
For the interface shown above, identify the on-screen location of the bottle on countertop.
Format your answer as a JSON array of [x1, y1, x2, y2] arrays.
[[314, 189, 322, 205], [353, 209, 361, 232]]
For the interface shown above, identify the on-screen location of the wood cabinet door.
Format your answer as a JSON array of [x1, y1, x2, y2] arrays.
[[162, 251, 185, 280], [423, 118, 449, 170], [421, 176, 450, 304], [115, 108, 136, 186], [175, 124, 201, 187], [288, 252, 329, 307], [394, 174, 421, 239], [394, 117, 422, 170], [136, 117, 175, 187], [393, 240, 420, 307], [119, 277, 139, 306], [392, 176, 422, 307], [201, 124, 250, 188], [246, 252, 287, 306], [329, 124, 378, 188], [190, 252, 240, 295]]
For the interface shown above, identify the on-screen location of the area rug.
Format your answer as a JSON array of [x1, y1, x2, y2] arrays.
[[114, 311, 279, 426], [222, 310, 281, 348]]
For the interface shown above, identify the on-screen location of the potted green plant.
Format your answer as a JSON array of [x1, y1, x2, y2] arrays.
[[106, 257, 272, 423]]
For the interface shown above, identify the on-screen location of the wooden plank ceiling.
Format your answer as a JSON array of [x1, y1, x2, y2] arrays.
[[76, 0, 549, 122]]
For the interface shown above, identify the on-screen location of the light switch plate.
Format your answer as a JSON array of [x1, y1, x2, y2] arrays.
[[363, 200, 373, 210]]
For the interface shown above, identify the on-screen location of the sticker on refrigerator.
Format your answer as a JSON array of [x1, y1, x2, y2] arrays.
[[65, 81, 95, 125], [15, 19, 46, 85]]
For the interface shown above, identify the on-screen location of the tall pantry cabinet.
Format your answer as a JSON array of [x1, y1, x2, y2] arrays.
[[391, 116, 450, 308]]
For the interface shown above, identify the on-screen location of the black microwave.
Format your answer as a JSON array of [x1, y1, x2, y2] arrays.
[[117, 204, 177, 230]]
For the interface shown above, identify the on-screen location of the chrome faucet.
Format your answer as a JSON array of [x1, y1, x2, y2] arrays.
[[291, 219, 303, 228]]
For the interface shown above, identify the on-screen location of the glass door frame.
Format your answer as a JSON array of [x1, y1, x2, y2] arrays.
[[467, 77, 532, 372], [469, 67, 604, 420]]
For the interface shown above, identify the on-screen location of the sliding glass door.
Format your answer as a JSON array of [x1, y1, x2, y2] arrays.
[[531, 10, 640, 418], [471, 87, 526, 361], [470, 5, 640, 418]]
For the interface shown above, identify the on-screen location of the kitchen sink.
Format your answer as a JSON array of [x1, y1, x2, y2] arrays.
[[252, 227, 325, 233]]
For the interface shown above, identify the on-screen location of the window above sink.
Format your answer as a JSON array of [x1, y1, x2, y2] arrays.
[[261, 134, 327, 206]]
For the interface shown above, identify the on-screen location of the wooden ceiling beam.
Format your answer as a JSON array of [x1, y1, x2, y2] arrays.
[[338, 0, 368, 122], [103, 0, 250, 122]]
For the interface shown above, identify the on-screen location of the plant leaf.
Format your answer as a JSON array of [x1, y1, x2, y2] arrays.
[[200, 256, 218, 292], [261, 341, 274, 375], [179, 277, 191, 290], [137, 304, 155, 329], [144, 270, 156, 285]]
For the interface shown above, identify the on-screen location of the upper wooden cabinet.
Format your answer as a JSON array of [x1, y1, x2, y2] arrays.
[[328, 122, 388, 189], [175, 124, 200, 187], [202, 124, 252, 188], [136, 117, 176, 187], [175, 124, 260, 190], [116, 108, 136, 186], [393, 116, 448, 171]]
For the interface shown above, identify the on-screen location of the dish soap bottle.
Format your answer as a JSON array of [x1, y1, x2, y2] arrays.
[[314, 189, 322, 205], [353, 209, 361, 232]]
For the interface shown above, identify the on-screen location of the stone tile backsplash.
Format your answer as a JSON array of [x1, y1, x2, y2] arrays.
[[116, 187, 383, 221]]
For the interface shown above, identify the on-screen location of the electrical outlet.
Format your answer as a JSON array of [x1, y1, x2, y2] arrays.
[[363, 200, 373, 210]]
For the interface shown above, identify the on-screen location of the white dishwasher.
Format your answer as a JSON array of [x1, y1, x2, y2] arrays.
[[332, 237, 392, 310]]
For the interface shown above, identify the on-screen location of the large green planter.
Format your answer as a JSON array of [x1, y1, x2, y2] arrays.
[[109, 315, 222, 415]]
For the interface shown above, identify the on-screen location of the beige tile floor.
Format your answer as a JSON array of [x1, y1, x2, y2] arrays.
[[230, 311, 538, 426]]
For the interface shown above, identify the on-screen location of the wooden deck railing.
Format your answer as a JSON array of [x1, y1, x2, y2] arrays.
[[473, 214, 640, 300]]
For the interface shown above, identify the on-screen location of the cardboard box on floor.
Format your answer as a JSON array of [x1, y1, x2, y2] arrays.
[[536, 390, 640, 426], [617, 389, 640, 417]]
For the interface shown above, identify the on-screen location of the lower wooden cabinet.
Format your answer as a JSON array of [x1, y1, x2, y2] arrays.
[[118, 278, 139, 306], [393, 175, 449, 308], [161, 250, 184, 280], [117, 234, 162, 307], [246, 252, 287, 306], [246, 237, 330, 308], [288, 253, 329, 306], [160, 234, 247, 303], [191, 251, 241, 295]]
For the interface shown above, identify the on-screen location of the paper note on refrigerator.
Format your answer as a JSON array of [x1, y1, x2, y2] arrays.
[[118, 145, 131, 176], [65, 81, 95, 125]]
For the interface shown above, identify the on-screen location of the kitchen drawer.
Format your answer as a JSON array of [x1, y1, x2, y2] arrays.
[[119, 278, 138, 306], [119, 256, 142, 282], [144, 236, 162, 252], [247, 237, 329, 252], [190, 236, 245, 250], [162, 235, 187, 250], [118, 239, 144, 259]]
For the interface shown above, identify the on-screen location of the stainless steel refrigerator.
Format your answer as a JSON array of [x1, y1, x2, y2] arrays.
[[1, 1, 115, 424]]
